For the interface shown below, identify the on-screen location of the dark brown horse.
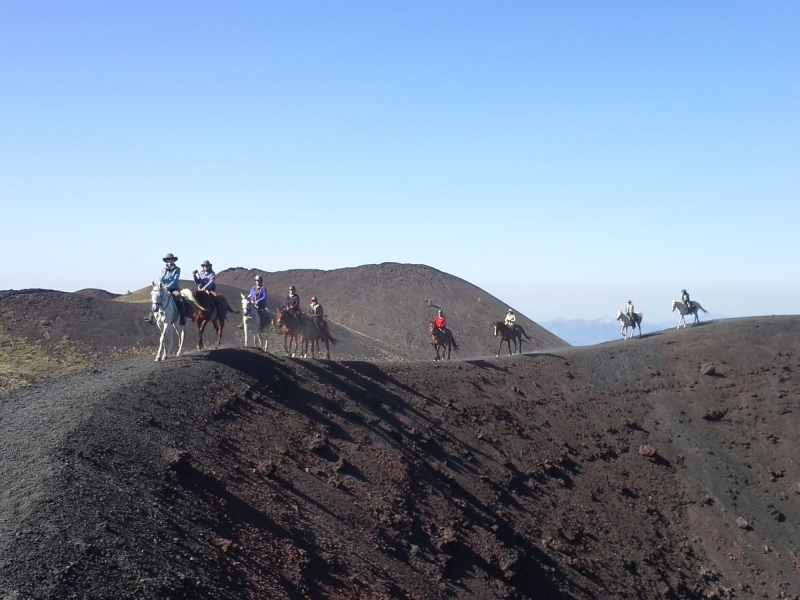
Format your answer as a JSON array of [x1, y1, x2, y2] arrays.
[[298, 317, 339, 359], [493, 322, 532, 357], [191, 290, 237, 350], [429, 322, 459, 361], [277, 308, 303, 357]]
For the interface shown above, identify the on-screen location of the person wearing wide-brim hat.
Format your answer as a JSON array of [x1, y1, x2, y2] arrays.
[[192, 260, 216, 293], [158, 253, 186, 325], [160, 254, 181, 291]]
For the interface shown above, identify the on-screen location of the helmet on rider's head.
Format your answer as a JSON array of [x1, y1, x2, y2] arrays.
[[201, 260, 212, 268], [507, 308, 513, 313], [311, 296, 317, 302], [681, 289, 686, 293], [628, 300, 632, 303], [255, 275, 263, 282], [289, 286, 295, 292], [437, 309, 443, 315]]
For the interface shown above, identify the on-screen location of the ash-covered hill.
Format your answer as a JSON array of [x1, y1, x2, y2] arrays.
[[215, 263, 566, 359], [2, 317, 799, 599]]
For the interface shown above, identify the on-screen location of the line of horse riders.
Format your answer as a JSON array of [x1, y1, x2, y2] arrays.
[[148, 253, 540, 361], [615, 291, 709, 340], [148, 253, 337, 359]]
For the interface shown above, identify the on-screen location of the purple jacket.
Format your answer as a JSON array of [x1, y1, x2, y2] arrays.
[[193, 270, 216, 292], [249, 285, 267, 308]]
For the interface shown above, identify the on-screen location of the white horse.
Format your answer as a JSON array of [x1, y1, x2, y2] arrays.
[[241, 293, 274, 351], [616, 310, 643, 340], [671, 300, 708, 328], [150, 283, 185, 361]]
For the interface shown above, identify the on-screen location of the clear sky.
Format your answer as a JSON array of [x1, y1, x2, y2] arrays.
[[1, 1, 798, 322]]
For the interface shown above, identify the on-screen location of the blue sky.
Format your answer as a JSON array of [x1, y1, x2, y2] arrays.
[[1, 1, 798, 321]]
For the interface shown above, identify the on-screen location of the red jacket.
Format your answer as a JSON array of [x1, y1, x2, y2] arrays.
[[434, 315, 447, 329]]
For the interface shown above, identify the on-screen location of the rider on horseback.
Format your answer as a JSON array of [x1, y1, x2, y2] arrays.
[[681, 289, 692, 311], [309, 296, 324, 332], [160, 253, 186, 325], [193, 260, 222, 317], [504, 308, 516, 329], [286, 286, 302, 318], [626, 300, 636, 323], [239, 275, 268, 329], [434, 309, 447, 333]]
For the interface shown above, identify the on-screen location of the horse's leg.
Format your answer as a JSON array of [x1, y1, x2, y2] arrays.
[[215, 320, 223, 348], [197, 319, 207, 350], [324, 338, 330, 360], [496, 338, 503, 357], [176, 323, 185, 356], [156, 323, 167, 361], [507, 338, 513, 357], [244, 320, 249, 347]]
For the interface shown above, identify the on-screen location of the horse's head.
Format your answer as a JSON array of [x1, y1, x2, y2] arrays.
[[429, 322, 435, 333], [240, 293, 250, 312], [151, 282, 165, 313], [616, 310, 622, 320], [671, 300, 677, 312]]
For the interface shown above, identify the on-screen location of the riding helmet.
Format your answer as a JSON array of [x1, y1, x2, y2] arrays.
[[255, 275, 263, 282], [289, 286, 296, 292], [311, 296, 317, 302]]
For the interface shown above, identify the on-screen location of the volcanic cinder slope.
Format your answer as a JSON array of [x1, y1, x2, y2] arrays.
[[215, 263, 564, 360], [1, 317, 799, 599]]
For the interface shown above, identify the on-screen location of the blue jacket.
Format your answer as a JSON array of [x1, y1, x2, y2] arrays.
[[249, 285, 267, 308], [160, 266, 181, 291]]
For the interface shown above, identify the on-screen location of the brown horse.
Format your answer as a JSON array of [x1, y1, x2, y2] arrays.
[[277, 308, 303, 357], [493, 322, 532, 356], [191, 290, 237, 350], [298, 317, 339, 359], [429, 322, 459, 361]]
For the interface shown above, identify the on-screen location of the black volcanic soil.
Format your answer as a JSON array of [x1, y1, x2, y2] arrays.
[[0, 289, 158, 357], [2, 317, 799, 599]]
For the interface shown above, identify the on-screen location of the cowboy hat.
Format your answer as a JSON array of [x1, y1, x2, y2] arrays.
[[200, 260, 212, 267], [162, 253, 178, 262]]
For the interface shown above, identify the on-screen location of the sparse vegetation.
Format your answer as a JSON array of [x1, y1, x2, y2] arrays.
[[0, 324, 91, 394]]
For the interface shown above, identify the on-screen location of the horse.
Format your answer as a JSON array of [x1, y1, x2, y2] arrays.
[[240, 294, 275, 351], [671, 300, 707, 328], [189, 289, 237, 350], [615, 310, 643, 340], [297, 317, 339, 359], [429, 322, 459, 361], [150, 283, 185, 361], [493, 322, 532, 356], [277, 308, 303, 357]]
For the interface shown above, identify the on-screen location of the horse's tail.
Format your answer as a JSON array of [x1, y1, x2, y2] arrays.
[[451, 335, 459, 352], [220, 295, 239, 315], [326, 331, 339, 345], [180, 289, 205, 312], [695, 303, 708, 313], [518, 326, 532, 340]]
